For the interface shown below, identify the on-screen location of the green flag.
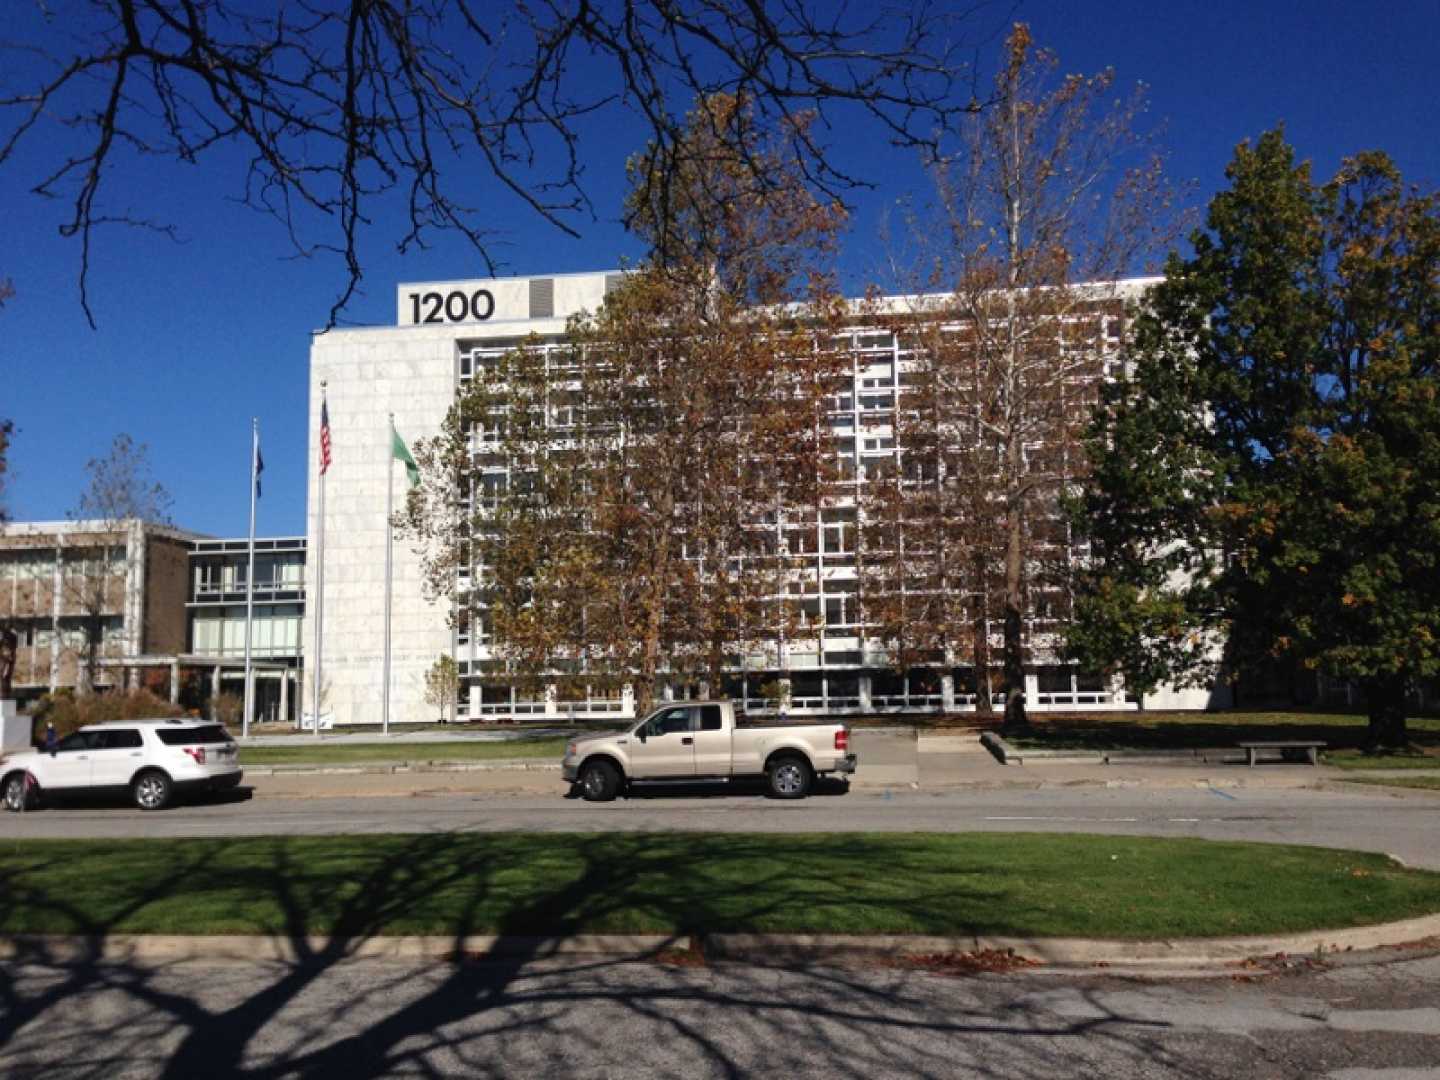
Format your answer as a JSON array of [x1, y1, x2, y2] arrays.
[[391, 425, 420, 489]]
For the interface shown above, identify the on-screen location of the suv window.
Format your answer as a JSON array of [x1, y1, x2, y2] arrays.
[[156, 725, 233, 746], [56, 732, 96, 753], [698, 705, 723, 731], [96, 729, 143, 750]]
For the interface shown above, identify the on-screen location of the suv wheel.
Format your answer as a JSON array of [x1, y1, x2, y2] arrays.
[[578, 759, 621, 802], [3, 773, 37, 812], [132, 770, 172, 811], [766, 756, 812, 799]]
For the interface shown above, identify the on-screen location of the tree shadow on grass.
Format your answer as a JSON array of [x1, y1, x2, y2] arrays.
[[0, 833, 1219, 1079]]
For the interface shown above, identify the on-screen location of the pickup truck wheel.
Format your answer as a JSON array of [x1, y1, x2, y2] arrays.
[[766, 756, 812, 799], [3, 772, 38, 812], [578, 760, 621, 802], [132, 770, 173, 811]]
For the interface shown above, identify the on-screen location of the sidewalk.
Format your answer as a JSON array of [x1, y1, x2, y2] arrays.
[[242, 728, 1356, 799]]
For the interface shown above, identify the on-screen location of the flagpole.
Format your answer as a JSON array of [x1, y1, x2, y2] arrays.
[[242, 418, 259, 740], [312, 383, 328, 737], [382, 413, 395, 736]]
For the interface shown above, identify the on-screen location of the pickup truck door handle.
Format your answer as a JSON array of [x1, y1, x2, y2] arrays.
[[681, 737, 693, 745]]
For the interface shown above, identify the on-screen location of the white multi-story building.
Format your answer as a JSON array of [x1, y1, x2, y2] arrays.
[[306, 271, 1221, 726]]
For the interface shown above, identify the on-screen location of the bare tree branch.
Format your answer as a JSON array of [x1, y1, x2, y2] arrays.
[[1, 0, 989, 327]]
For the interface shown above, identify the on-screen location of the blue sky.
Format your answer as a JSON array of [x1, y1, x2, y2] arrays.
[[3, 0, 1437, 539]]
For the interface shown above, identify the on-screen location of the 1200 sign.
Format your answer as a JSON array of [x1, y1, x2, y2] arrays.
[[407, 289, 495, 325]]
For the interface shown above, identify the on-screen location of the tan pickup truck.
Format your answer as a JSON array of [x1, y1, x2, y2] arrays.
[[561, 700, 856, 801]]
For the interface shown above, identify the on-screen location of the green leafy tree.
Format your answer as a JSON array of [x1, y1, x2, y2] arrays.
[[1071, 129, 1440, 747]]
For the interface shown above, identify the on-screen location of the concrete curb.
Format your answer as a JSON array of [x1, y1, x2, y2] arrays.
[[974, 732, 1345, 775], [704, 913, 1440, 968], [5, 912, 1439, 972], [979, 730, 1019, 764]]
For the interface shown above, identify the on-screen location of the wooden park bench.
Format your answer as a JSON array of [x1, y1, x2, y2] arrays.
[[1237, 740, 1326, 767]]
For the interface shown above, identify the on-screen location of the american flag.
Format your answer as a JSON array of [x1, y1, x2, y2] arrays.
[[320, 399, 333, 475]]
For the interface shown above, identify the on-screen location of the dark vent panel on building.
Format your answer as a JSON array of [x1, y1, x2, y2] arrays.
[[528, 277, 555, 319]]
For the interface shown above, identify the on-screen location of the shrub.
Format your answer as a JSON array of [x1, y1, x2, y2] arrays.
[[31, 688, 183, 740], [212, 692, 243, 727]]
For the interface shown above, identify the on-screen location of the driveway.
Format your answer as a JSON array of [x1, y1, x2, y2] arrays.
[[3, 949, 1439, 1078]]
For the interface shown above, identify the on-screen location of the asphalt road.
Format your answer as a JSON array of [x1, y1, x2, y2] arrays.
[[4, 949, 1440, 1078], [7, 784, 1439, 869]]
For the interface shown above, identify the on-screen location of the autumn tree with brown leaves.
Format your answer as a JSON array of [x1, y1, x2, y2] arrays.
[[863, 24, 1178, 725], [0, 276, 12, 524], [404, 96, 847, 715], [65, 434, 174, 693]]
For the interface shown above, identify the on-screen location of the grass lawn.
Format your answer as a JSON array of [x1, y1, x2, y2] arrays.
[[1324, 748, 1440, 770], [999, 710, 1440, 755], [1, 833, 1437, 940], [240, 737, 569, 767], [1338, 775, 1440, 793]]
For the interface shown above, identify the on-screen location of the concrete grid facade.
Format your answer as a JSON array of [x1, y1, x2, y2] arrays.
[[0, 519, 197, 700], [186, 536, 306, 724], [307, 271, 1219, 727]]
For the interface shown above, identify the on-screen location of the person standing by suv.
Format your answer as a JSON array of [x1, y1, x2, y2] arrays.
[[43, 722, 58, 754]]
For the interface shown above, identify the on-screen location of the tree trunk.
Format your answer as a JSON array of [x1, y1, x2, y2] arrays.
[[999, 69, 1027, 733], [1364, 674, 1409, 750], [1001, 601, 1026, 728], [636, 577, 666, 721], [83, 614, 102, 696], [1001, 488, 1027, 730], [971, 610, 993, 715]]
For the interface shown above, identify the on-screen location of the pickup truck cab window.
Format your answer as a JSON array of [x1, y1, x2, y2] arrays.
[[698, 705, 723, 731], [644, 707, 694, 737]]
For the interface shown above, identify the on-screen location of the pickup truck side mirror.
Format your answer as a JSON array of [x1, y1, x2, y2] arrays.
[[637, 728, 648, 743]]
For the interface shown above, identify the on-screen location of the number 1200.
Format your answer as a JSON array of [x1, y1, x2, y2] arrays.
[[408, 289, 496, 324]]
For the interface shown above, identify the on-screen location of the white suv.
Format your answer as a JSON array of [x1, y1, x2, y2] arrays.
[[1, 718, 243, 812]]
